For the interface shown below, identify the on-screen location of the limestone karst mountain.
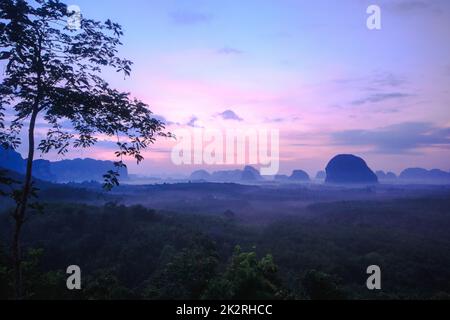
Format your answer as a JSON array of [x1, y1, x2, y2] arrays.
[[325, 154, 378, 184], [289, 170, 310, 182]]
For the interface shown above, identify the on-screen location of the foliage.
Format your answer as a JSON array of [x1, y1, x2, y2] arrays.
[[144, 242, 219, 299], [0, 0, 169, 189], [1, 195, 450, 299], [202, 246, 283, 300], [301, 270, 346, 300], [84, 269, 135, 300], [0, 0, 169, 297]]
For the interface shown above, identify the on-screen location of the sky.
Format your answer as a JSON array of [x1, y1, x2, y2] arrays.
[[6, 0, 450, 177]]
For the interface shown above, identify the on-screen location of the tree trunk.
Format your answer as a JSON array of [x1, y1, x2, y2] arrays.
[[12, 107, 39, 300]]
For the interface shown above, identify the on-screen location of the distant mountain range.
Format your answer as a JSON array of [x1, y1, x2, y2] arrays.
[[0, 147, 128, 183], [399, 168, 450, 182], [190, 167, 313, 183], [190, 166, 263, 182], [376, 170, 397, 180], [274, 170, 310, 182], [189, 154, 450, 185], [2, 147, 449, 185]]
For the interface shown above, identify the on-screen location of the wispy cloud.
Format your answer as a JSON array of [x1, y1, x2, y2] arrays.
[[186, 116, 201, 127], [370, 72, 407, 88], [334, 72, 407, 88], [216, 47, 243, 55], [265, 117, 285, 123], [351, 92, 411, 106], [389, 0, 433, 12], [169, 10, 212, 25], [384, 0, 450, 16], [331, 122, 450, 154]]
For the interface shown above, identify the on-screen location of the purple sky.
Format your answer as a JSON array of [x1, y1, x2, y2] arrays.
[[5, 0, 450, 176]]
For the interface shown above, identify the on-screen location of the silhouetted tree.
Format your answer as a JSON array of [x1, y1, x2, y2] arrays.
[[0, 0, 168, 298]]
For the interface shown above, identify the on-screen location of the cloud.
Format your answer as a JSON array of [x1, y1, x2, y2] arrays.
[[370, 72, 407, 88], [186, 116, 201, 127], [390, 0, 432, 12], [331, 72, 413, 110], [216, 47, 243, 55], [265, 117, 285, 123], [263, 116, 300, 123], [351, 92, 411, 106], [331, 122, 450, 154], [169, 10, 212, 25], [334, 72, 407, 89], [217, 110, 243, 121], [385, 0, 450, 15]]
